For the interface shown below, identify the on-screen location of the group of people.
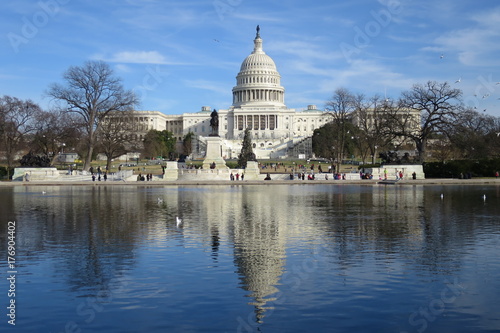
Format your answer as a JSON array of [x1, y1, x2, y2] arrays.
[[230, 173, 244, 181], [382, 168, 417, 180], [359, 172, 374, 179], [137, 173, 154, 181], [292, 173, 314, 180], [89, 166, 107, 181]]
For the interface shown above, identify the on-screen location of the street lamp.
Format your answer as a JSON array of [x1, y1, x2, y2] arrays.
[[331, 146, 337, 173]]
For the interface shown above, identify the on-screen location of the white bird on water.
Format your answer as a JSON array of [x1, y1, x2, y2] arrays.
[[176, 216, 183, 227], [483, 194, 486, 201], [440, 193, 444, 200], [157, 197, 163, 204]]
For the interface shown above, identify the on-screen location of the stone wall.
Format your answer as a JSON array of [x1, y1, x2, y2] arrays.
[[13, 168, 61, 181]]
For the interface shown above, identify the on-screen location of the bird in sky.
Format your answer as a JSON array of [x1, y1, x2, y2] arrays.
[[213, 39, 220, 43], [482, 94, 490, 99], [455, 77, 461, 83], [440, 54, 444, 59]]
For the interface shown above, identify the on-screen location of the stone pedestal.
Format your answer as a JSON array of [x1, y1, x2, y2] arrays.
[[242, 161, 260, 180], [202, 136, 228, 170], [163, 161, 179, 181], [13, 168, 61, 181]]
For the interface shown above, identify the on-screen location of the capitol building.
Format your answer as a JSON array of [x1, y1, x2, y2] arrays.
[[128, 27, 331, 160]]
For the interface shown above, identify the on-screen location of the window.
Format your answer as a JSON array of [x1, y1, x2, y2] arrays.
[[269, 115, 275, 130], [238, 116, 243, 130]]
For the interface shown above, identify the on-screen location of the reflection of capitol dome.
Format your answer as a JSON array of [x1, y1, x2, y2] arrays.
[[232, 26, 285, 107]]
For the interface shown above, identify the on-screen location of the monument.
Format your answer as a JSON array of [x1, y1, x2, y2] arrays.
[[202, 109, 228, 170], [365, 150, 425, 180], [12, 152, 60, 181]]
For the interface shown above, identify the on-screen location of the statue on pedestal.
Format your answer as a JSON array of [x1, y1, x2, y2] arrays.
[[209, 109, 219, 136]]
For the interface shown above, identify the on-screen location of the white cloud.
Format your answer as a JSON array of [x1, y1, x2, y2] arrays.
[[270, 40, 344, 62], [92, 50, 194, 66], [109, 51, 168, 64], [231, 12, 284, 23], [427, 7, 500, 66], [183, 79, 228, 94], [114, 64, 132, 73]]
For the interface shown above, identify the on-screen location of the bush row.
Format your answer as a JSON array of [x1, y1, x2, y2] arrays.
[[423, 160, 500, 178]]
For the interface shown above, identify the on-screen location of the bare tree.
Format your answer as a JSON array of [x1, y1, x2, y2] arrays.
[[46, 61, 138, 170], [324, 88, 357, 171], [96, 111, 138, 170], [446, 108, 498, 159], [31, 109, 84, 165], [0, 96, 41, 177], [352, 94, 396, 164], [390, 81, 463, 163]]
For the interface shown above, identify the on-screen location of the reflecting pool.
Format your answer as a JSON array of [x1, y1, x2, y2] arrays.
[[0, 184, 499, 332]]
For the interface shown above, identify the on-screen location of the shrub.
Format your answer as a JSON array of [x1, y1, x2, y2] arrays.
[[424, 159, 500, 178]]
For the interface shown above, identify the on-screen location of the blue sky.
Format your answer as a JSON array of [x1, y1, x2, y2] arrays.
[[2, 0, 500, 116]]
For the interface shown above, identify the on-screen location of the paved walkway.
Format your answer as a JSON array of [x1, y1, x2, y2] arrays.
[[2, 178, 500, 186]]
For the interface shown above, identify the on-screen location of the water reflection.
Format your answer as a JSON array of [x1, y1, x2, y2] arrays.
[[0, 184, 499, 332]]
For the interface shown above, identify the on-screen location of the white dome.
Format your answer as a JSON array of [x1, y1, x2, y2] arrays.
[[232, 27, 285, 108], [240, 51, 278, 72]]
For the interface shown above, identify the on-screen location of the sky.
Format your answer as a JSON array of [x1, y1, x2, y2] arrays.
[[1, 0, 500, 117]]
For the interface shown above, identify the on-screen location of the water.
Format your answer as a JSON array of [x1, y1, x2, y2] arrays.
[[0, 184, 499, 332]]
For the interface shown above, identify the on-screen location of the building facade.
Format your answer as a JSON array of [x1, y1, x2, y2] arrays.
[[123, 27, 420, 160], [176, 27, 330, 159]]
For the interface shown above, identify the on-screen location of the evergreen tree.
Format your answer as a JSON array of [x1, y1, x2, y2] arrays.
[[143, 130, 176, 159], [237, 128, 256, 168], [182, 132, 194, 156]]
